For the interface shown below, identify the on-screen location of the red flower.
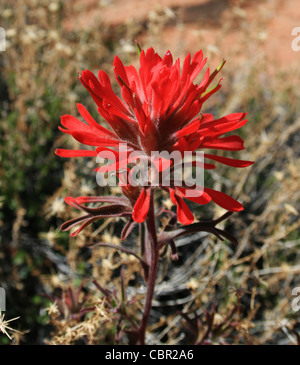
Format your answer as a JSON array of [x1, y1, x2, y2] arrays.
[[56, 47, 253, 227]]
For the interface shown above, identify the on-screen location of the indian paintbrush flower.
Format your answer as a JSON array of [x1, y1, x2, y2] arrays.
[[55, 45, 254, 345], [56, 46, 253, 232]]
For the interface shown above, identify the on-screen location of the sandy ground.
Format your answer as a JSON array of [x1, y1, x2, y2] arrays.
[[63, 0, 300, 74]]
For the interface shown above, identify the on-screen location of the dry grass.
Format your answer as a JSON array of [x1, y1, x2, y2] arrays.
[[0, 0, 300, 345]]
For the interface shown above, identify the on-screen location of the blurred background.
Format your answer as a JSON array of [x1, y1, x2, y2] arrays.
[[0, 0, 300, 344]]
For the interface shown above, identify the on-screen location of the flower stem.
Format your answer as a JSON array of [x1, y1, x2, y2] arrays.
[[138, 190, 159, 345]]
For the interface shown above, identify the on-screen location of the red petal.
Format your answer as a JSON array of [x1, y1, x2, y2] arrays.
[[199, 113, 248, 136], [60, 114, 88, 131], [197, 67, 210, 90], [201, 135, 245, 151], [176, 187, 212, 205], [205, 154, 254, 168], [175, 196, 194, 225], [113, 55, 130, 86], [65, 196, 83, 210], [170, 189, 194, 225], [71, 131, 121, 147], [76, 103, 116, 137], [190, 50, 206, 82], [132, 188, 150, 223], [162, 50, 173, 67], [175, 118, 201, 138], [205, 187, 244, 212], [55, 149, 97, 158], [79, 70, 103, 107], [199, 79, 223, 104]]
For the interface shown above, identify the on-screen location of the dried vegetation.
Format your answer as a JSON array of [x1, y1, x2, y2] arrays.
[[0, 0, 299, 344]]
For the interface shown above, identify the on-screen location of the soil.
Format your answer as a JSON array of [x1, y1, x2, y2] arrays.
[[63, 0, 300, 74]]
